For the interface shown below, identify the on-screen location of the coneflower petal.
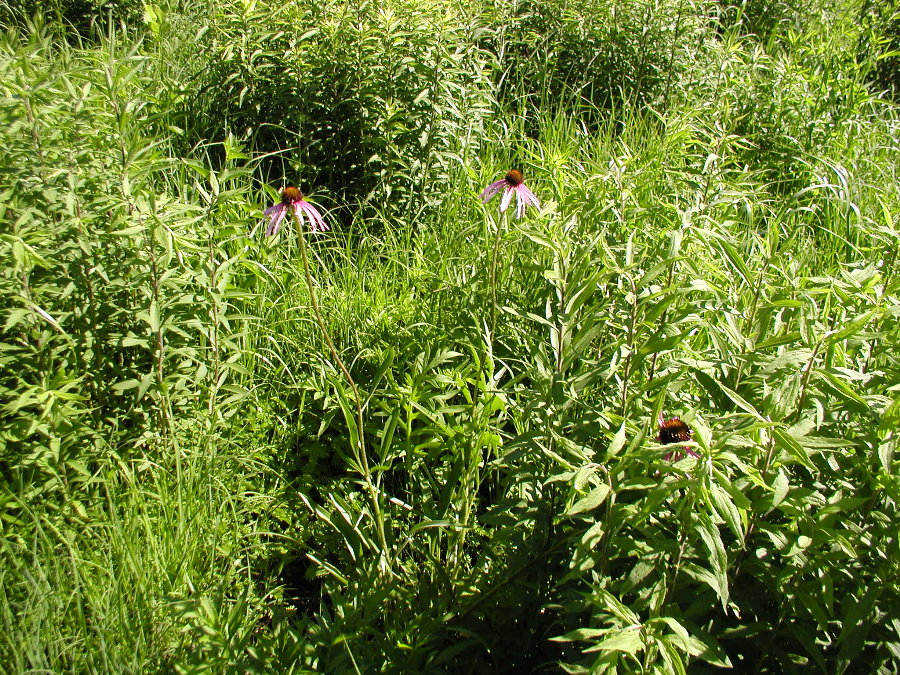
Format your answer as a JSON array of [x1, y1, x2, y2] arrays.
[[299, 201, 328, 232], [481, 172, 540, 218], [521, 185, 540, 209], [479, 180, 507, 202], [499, 186, 515, 213], [294, 202, 312, 231], [265, 205, 287, 236], [515, 191, 526, 219]]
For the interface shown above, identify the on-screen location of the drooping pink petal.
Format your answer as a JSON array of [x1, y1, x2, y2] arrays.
[[479, 180, 507, 202], [265, 203, 287, 236], [664, 447, 700, 462], [520, 184, 540, 210], [513, 185, 540, 219], [297, 200, 329, 232], [517, 185, 537, 219], [499, 185, 515, 213]]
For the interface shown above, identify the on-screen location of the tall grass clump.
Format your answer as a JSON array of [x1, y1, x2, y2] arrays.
[[859, 0, 900, 99], [0, 0, 144, 38], [0, 17, 286, 671], [480, 0, 714, 116]]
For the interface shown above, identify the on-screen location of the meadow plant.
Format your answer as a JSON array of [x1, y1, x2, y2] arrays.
[[480, 169, 541, 220], [485, 0, 712, 116], [481, 167, 540, 334], [269, 182, 390, 560], [178, 0, 495, 221], [657, 414, 699, 462], [264, 186, 329, 236]]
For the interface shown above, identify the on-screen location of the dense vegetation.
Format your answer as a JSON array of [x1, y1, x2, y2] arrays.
[[1, 0, 899, 671]]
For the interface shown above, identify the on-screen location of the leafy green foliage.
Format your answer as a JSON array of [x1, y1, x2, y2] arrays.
[[177, 0, 495, 221], [2, 0, 900, 672], [1, 0, 144, 36], [488, 0, 711, 113], [859, 0, 900, 99]]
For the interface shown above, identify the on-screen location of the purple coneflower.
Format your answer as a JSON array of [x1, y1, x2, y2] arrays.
[[656, 413, 699, 462], [479, 169, 540, 219], [264, 186, 329, 236]]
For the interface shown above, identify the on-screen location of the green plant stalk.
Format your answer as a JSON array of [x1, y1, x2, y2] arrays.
[[661, 0, 686, 109], [68, 150, 100, 412], [648, 259, 677, 382], [661, 479, 699, 609], [206, 220, 220, 421], [620, 274, 639, 415], [19, 92, 50, 378], [138, 207, 183, 536], [489, 210, 507, 336], [598, 466, 615, 578], [795, 343, 821, 419], [450, 359, 490, 568], [730, 431, 777, 582], [294, 212, 388, 559], [734, 246, 773, 387]]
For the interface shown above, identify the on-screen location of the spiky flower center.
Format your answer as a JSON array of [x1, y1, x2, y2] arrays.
[[658, 417, 692, 445], [281, 186, 303, 204], [504, 169, 524, 187]]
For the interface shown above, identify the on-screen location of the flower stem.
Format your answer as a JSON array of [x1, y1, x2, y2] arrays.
[[294, 214, 388, 559], [662, 482, 698, 608], [489, 211, 506, 336]]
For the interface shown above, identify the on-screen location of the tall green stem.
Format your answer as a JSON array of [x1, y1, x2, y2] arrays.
[[294, 214, 388, 559], [489, 211, 507, 336]]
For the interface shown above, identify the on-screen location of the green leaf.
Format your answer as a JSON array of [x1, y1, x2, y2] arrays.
[[551, 628, 609, 643], [112, 379, 139, 392], [878, 439, 895, 473], [2, 308, 30, 331], [567, 484, 612, 516], [685, 632, 732, 668], [562, 322, 605, 372], [582, 629, 644, 655], [593, 588, 641, 624], [707, 482, 744, 539], [823, 309, 877, 345], [814, 369, 868, 409], [649, 616, 689, 649], [579, 521, 605, 553], [773, 427, 815, 469], [772, 470, 790, 509], [714, 238, 753, 288], [715, 380, 764, 420], [658, 638, 688, 675], [607, 421, 627, 458], [621, 559, 656, 593], [836, 587, 879, 673], [694, 511, 729, 608]]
